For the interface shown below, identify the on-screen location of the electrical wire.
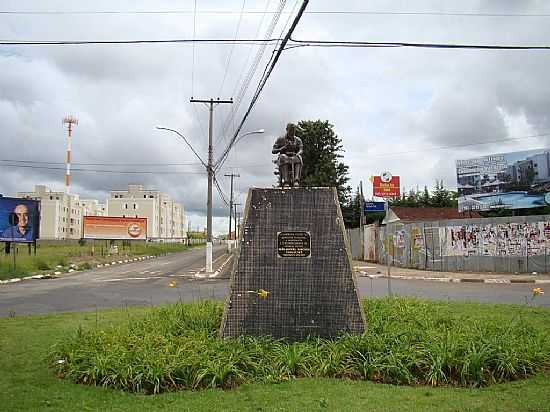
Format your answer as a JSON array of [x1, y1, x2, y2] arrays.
[[2, 10, 550, 17], [217, 0, 283, 148], [215, 0, 310, 172], [0, 159, 204, 166], [0, 163, 205, 174], [213, 175, 230, 206], [218, 0, 247, 96], [287, 38, 550, 50], [0, 38, 282, 46]]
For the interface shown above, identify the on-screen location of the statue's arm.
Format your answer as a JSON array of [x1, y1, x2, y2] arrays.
[[296, 137, 304, 156], [272, 138, 285, 154]]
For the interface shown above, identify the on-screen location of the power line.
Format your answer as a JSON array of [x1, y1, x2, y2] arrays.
[[366, 132, 550, 158], [0, 163, 205, 174], [287, 38, 550, 51], [215, 0, 310, 171], [1, 37, 549, 51], [0, 159, 204, 166], [217, 0, 286, 148], [218, 0, 247, 96], [2, 9, 550, 17], [0, 38, 282, 46]]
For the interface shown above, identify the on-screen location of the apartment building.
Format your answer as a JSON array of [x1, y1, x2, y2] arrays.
[[107, 184, 187, 241], [18, 185, 84, 239]]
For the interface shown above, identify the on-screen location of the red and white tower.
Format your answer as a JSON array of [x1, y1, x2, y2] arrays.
[[62, 115, 78, 194]]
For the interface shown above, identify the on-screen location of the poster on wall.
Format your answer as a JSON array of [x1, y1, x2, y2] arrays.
[[83, 216, 147, 240], [0, 197, 40, 243], [456, 148, 550, 212], [440, 221, 550, 257]]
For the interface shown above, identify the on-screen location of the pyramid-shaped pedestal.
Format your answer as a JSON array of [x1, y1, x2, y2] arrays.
[[220, 187, 366, 340]]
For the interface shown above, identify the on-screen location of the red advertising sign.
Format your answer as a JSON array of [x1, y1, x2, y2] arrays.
[[373, 174, 400, 198]]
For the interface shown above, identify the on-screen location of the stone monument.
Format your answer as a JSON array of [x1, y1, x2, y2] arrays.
[[220, 186, 366, 340]]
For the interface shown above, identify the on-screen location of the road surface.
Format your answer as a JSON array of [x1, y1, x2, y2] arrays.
[[1, 249, 548, 316]]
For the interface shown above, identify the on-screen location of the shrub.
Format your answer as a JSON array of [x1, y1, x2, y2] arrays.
[[49, 298, 550, 394]]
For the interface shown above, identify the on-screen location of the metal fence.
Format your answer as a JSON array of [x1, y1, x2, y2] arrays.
[[376, 214, 550, 274]]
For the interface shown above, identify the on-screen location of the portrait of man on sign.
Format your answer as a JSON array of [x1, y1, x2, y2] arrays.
[[0, 198, 39, 243]]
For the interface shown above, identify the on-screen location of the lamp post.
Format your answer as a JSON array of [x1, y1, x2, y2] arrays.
[[157, 126, 264, 272]]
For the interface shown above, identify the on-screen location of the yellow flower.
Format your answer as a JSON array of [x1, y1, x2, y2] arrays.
[[257, 289, 270, 299], [169, 280, 177, 288], [532, 287, 544, 296]]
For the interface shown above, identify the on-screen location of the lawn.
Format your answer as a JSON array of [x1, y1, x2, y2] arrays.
[[0, 240, 203, 281], [2, 298, 550, 411]]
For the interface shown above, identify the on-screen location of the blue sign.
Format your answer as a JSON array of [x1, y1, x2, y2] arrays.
[[0, 197, 40, 243], [364, 201, 385, 213]]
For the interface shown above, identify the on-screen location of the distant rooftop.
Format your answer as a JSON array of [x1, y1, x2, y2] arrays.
[[385, 207, 481, 224]]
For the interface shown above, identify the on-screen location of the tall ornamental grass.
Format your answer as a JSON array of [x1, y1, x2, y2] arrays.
[[50, 298, 550, 394]]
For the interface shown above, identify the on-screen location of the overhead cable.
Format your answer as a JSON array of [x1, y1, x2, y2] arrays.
[[215, 0, 310, 171]]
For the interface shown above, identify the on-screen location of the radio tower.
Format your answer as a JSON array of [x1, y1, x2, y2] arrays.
[[62, 115, 78, 194]]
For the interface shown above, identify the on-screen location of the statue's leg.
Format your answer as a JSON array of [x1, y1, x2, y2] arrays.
[[293, 160, 302, 187], [280, 163, 289, 187]]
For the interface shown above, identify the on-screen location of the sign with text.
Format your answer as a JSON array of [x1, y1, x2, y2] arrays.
[[457, 148, 550, 212], [277, 231, 311, 258], [373, 175, 400, 198], [364, 201, 385, 213], [0, 197, 40, 243], [83, 216, 147, 240]]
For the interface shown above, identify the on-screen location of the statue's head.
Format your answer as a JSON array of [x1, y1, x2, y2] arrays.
[[286, 123, 296, 138]]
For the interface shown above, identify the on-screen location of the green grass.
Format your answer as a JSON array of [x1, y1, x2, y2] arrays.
[[0, 240, 204, 280], [2, 299, 550, 411], [49, 298, 550, 395]]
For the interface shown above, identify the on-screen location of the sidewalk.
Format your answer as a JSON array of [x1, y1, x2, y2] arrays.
[[352, 261, 550, 284]]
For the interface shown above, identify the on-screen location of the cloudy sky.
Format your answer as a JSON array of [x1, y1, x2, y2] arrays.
[[1, 0, 550, 234]]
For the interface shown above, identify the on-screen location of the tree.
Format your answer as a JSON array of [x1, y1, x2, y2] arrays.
[[431, 180, 455, 208], [298, 120, 353, 223]]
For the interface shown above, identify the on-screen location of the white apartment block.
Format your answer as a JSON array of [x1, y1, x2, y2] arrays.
[[81, 199, 106, 217], [107, 184, 187, 241], [18, 185, 85, 240]]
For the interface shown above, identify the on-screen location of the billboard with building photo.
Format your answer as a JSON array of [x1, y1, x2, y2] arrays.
[[0, 196, 40, 243], [83, 216, 147, 240], [456, 148, 550, 212]]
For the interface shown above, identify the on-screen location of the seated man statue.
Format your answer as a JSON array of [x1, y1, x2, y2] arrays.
[[272, 123, 304, 187]]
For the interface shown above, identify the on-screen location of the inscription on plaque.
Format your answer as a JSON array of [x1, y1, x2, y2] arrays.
[[277, 231, 311, 258]]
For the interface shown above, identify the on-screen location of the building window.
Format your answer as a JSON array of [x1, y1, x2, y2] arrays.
[[149, 195, 154, 198], [50, 196, 53, 200], [133, 203, 138, 210], [124, 203, 128, 209]]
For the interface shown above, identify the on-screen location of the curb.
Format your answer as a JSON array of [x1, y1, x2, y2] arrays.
[[0, 254, 160, 286], [357, 271, 550, 285]]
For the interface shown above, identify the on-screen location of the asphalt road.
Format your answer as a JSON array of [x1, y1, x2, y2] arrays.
[[1, 249, 548, 316], [0, 244, 229, 317], [357, 277, 550, 307]]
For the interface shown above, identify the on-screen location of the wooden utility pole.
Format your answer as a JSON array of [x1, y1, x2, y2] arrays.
[[190, 98, 232, 272]]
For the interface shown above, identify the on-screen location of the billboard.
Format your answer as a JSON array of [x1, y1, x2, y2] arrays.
[[83, 216, 147, 240], [373, 173, 400, 198], [0, 196, 40, 243], [457, 148, 550, 212]]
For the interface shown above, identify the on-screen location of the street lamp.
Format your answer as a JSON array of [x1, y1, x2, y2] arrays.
[[156, 126, 264, 273], [233, 129, 265, 146]]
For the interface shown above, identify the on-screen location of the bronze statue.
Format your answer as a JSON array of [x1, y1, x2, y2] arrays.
[[272, 123, 303, 187]]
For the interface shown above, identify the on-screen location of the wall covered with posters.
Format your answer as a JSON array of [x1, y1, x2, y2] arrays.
[[441, 222, 550, 257], [378, 214, 550, 273]]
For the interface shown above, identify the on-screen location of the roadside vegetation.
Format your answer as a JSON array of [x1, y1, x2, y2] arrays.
[[2, 298, 549, 411], [50, 298, 550, 395], [0, 240, 204, 280]]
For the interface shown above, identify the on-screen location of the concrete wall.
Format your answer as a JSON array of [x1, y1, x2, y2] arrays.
[[377, 214, 550, 274]]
